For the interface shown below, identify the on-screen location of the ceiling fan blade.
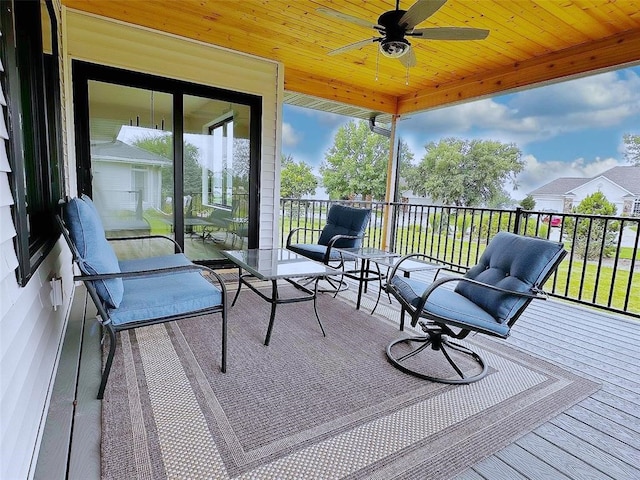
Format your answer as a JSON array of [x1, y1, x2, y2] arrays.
[[411, 27, 490, 40], [327, 38, 378, 56], [398, 47, 417, 68], [317, 7, 377, 30], [399, 0, 447, 30]]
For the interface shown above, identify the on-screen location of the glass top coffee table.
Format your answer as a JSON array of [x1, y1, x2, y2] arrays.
[[222, 248, 341, 345]]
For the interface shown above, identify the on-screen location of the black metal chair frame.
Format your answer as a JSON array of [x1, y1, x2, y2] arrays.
[[386, 249, 566, 384], [286, 227, 364, 293], [56, 215, 228, 399]]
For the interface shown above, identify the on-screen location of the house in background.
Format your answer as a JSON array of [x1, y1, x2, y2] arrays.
[[528, 166, 640, 216], [90, 140, 170, 234]]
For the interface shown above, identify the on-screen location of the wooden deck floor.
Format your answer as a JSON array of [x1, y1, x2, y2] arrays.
[[454, 297, 640, 480], [37, 275, 640, 479]]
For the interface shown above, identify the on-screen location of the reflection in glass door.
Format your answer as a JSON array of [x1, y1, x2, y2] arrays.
[[182, 95, 250, 259], [87, 81, 173, 240]]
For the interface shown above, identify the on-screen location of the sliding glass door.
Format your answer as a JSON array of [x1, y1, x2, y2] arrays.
[[73, 62, 261, 263], [182, 95, 251, 254]]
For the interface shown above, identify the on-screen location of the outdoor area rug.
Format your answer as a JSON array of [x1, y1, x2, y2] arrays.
[[101, 285, 599, 479]]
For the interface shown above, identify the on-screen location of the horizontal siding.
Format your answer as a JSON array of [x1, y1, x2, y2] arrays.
[[1, 7, 77, 475], [0, 240, 74, 480]]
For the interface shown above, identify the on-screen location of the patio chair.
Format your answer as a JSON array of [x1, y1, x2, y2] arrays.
[[286, 204, 371, 291], [385, 232, 566, 384], [58, 195, 228, 399], [200, 206, 233, 243]]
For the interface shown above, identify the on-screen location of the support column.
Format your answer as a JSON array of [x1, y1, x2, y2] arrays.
[[381, 115, 399, 251]]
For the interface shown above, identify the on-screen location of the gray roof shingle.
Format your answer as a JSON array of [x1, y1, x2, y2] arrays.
[[91, 140, 171, 165], [528, 166, 640, 196], [528, 177, 587, 195]]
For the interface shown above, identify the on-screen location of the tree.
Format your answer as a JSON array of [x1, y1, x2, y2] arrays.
[[133, 133, 202, 201], [564, 191, 619, 260], [280, 154, 317, 198], [320, 120, 413, 200], [406, 138, 524, 207], [623, 133, 640, 166], [520, 195, 536, 210]]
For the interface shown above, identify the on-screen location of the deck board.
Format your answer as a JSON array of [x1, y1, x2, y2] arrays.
[[473, 291, 639, 479], [494, 443, 573, 480], [554, 408, 640, 455], [515, 432, 606, 479], [464, 456, 528, 480], [583, 394, 640, 426], [454, 467, 489, 480], [535, 421, 639, 479]]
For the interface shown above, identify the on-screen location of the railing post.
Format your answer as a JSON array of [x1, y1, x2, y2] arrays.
[[513, 207, 522, 235]]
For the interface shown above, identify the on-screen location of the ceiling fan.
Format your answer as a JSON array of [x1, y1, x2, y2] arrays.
[[318, 0, 489, 68]]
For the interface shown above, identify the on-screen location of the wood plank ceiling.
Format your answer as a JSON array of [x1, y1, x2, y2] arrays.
[[62, 0, 640, 119]]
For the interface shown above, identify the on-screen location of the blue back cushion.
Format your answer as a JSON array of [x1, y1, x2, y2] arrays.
[[318, 205, 371, 248], [80, 193, 104, 228], [64, 197, 124, 308], [455, 232, 565, 323]]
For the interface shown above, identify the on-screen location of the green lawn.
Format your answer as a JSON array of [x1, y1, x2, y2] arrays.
[[619, 246, 640, 260], [381, 225, 639, 315]]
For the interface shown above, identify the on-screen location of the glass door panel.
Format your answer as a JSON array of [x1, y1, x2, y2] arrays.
[[182, 95, 251, 260], [87, 81, 173, 242]]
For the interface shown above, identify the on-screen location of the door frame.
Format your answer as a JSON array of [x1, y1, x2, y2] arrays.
[[71, 60, 262, 261]]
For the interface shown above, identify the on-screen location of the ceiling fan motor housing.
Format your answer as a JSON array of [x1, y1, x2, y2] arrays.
[[378, 9, 411, 57]]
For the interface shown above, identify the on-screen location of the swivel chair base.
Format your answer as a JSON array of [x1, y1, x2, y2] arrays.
[[386, 323, 488, 384]]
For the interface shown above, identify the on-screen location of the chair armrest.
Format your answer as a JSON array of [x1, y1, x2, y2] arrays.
[[413, 276, 544, 314], [323, 234, 364, 264], [75, 263, 227, 297], [286, 227, 324, 247], [108, 234, 183, 253]]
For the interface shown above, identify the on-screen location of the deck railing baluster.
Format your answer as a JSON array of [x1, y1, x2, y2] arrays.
[[278, 198, 638, 317]]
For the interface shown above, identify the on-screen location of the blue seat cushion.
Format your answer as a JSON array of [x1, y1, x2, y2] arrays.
[[389, 276, 509, 337], [287, 243, 342, 263], [64, 197, 124, 308], [109, 269, 223, 327], [318, 205, 371, 248], [455, 232, 565, 323]]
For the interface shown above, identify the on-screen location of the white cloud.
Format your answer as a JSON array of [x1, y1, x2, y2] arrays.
[[282, 122, 302, 147], [399, 67, 640, 148]]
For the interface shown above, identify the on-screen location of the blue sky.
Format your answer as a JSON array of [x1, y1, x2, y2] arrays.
[[282, 65, 640, 200]]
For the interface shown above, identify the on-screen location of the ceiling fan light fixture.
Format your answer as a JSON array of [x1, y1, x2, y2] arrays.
[[380, 38, 409, 58]]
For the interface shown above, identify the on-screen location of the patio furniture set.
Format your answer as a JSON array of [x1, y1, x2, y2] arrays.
[[58, 198, 566, 399]]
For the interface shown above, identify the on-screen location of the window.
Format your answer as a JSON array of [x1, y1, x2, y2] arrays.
[[633, 199, 640, 217], [204, 113, 234, 207], [1, 0, 63, 285]]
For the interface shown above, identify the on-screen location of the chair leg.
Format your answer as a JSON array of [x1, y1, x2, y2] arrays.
[[220, 306, 227, 373], [97, 325, 117, 399], [312, 278, 326, 337], [386, 330, 488, 384]]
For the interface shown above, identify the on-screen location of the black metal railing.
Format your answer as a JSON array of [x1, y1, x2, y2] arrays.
[[279, 198, 640, 318]]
